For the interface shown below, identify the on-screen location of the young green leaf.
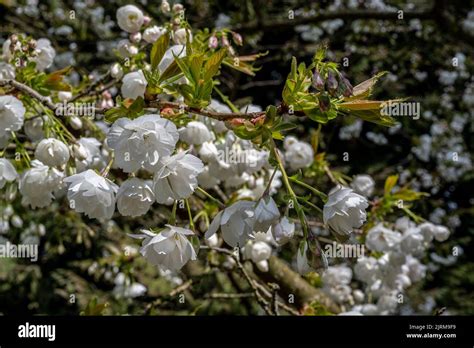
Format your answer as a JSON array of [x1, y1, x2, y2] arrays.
[[384, 175, 399, 196], [150, 34, 170, 71], [203, 48, 227, 81]]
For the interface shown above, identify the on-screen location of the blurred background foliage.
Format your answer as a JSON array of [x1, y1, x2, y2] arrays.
[[0, 0, 473, 315]]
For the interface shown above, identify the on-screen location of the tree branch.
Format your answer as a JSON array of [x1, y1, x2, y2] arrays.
[[201, 245, 274, 315], [0, 79, 56, 111], [255, 256, 340, 313], [148, 100, 266, 121]]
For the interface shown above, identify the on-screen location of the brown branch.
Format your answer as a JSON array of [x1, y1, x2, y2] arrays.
[[0, 79, 56, 111], [268, 283, 280, 315], [1, 79, 306, 124], [143, 279, 193, 314], [201, 245, 274, 315], [148, 100, 266, 121], [202, 246, 303, 315], [204, 292, 254, 299], [255, 256, 340, 313]]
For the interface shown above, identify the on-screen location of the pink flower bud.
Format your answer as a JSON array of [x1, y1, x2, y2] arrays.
[[230, 118, 245, 126], [102, 91, 112, 100], [143, 16, 151, 26], [221, 35, 230, 47], [208, 36, 218, 49], [129, 32, 142, 43], [173, 4, 184, 12], [232, 32, 243, 46]]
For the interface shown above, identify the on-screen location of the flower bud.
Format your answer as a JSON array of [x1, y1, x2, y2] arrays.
[[10, 34, 18, 44], [6, 183, 17, 201], [232, 32, 243, 46], [340, 75, 353, 97], [28, 39, 37, 50], [129, 32, 142, 44], [143, 15, 151, 26], [72, 143, 88, 161], [172, 3, 184, 12], [312, 69, 324, 90], [318, 94, 330, 112], [110, 63, 123, 79], [173, 28, 192, 45], [161, 107, 175, 116], [161, 0, 170, 13], [208, 35, 218, 49], [221, 35, 230, 47], [326, 71, 338, 94], [229, 118, 245, 127], [102, 90, 112, 100], [69, 115, 83, 130]]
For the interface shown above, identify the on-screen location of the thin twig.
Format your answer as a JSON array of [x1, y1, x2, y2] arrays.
[[201, 245, 300, 315], [201, 245, 273, 315], [0, 79, 56, 110], [144, 279, 193, 314], [269, 283, 280, 316], [149, 100, 265, 120], [324, 165, 338, 185], [204, 292, 254, 299], [70, 72, 112, 102]]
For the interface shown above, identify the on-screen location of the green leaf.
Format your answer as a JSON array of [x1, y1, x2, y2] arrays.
[[313, 44, 328, 65], [271, 131, 284, 140], [176, 84, 194, 103], [384, 175, 399, 196], [272, 121, 297, 132], [158, 60, 182, 82], [127, 96, 145, 116], [188, 54, 205, 84], [222, 58, 256, 76], [344, 72, 387, 101], [338, 99, 399, 127], [203, 48, 227, 81], [392, 188, 429, 201], [150, 34, 170, 71], [174, 53, 194, 83], [104, 107, 125, 123], [265, 105, 278, 124]]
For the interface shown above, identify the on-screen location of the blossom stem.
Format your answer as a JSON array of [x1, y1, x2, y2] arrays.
[[298, 197, 323, 215], [168, 200, 178, 225], [213, 85, 240, 113], [185, 198, 195, 231], [271, 140, 309, 239], [324, 165, 338, 184], [100, 155, 114, 177], [196, 187, 225, 208], [10, 131, 31, 166], [261, 168, 278, 198], [289, 176, 327, 201]]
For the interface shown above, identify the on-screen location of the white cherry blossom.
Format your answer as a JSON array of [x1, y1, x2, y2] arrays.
[[131, 225, 197, 271], [64, 169, 118, 219], [323, 185, 368, 237], [153, 152, 204, 203], [117, 178, 154, 217]]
